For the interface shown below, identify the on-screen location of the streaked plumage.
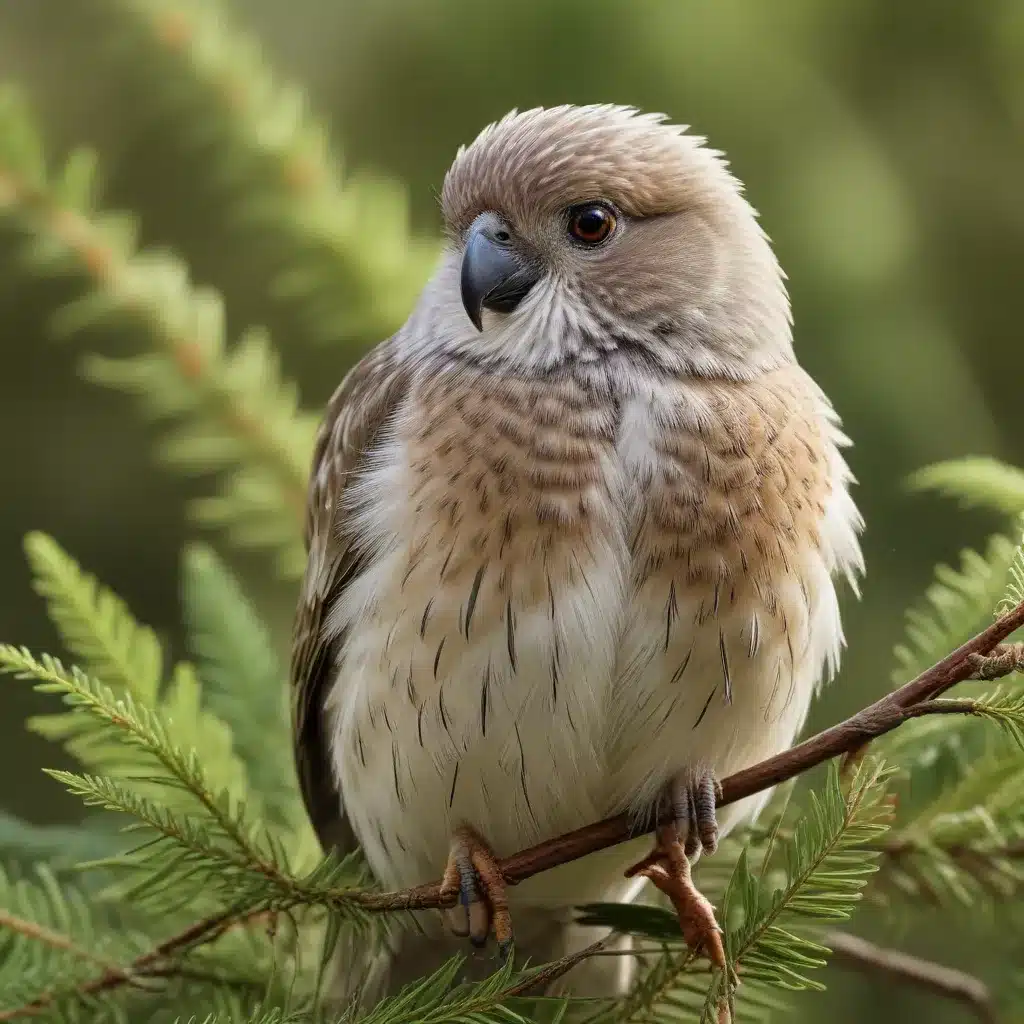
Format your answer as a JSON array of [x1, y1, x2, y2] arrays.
[[291, 105, 863, 997]]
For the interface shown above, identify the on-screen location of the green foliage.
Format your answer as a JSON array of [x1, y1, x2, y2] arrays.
[[17, 536, 247, 802], [891, 531, 1018, 687], [0, 87, 314, 577], [358, 955, 540, 1024], [181, 544, 308, 839], [877, 738, 1024, 906], [1000, 527, 1024, 616], [0, 863, 147, 1016], [86, 0, 437, 346], [580, 762, 891, 1024], [910, 456, 1024, 517], [871, 488, 1024, 915], [721, 762, 890, 991], [25, 531, 164, 703], [0, 811, 124, 875]]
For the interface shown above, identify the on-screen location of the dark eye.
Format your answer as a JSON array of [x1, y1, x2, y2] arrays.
[[568, 203, 617, 245]]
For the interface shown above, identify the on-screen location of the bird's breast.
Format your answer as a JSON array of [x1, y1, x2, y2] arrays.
[[607, 368, 853, 824], [326, 366, 630, 890]]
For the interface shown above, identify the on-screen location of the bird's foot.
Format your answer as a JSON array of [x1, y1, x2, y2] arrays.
[[439, 824, 513, 960], [624, 771, 725, 968]]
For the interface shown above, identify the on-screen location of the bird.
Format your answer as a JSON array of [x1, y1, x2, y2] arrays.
[[290, 104, 864, 997]]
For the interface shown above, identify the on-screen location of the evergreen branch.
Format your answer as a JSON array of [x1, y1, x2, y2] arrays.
[[90, 0, 437, 345], [910, 457, 1024, 517], [2, 910, 598, 1023], [0, 864, 151, 1018], [0, 88, 313, 575], [998, 527, 1024, 617], [0, 810, 125, 874], [23, 531, 163, 703], [872, 741, 1024, 905], [0, 647, 267, 876], [905, 692, 1024, 744], [181, 543, 308, 837], [884, 837, 1024, 860], [0, 909, 134, 984], [824, 931, 997, 1024], [345, 597, 1024, 915], [580, 764, 890, 1023], [720, 762, 889, 995], [7, 639, 250, 809], [0, 905, 271, 1020], [892, 532, 1020, 686], [354, 951, 564, 1024]]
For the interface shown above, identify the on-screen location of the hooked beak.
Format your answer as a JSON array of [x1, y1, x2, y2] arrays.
[[460, 217, 539, 332]]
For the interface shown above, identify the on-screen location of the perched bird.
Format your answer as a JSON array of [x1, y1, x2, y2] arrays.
[[291, 104, 863, 995]]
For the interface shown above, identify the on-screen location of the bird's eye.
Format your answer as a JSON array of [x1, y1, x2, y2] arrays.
[[568, 203, 617, 245]]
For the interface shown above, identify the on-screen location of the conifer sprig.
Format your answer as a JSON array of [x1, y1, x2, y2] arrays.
[[24, 531, 164, 704], [89, 0, 438, 346], [181, 544, 309, 839], [911, 456, 1024, 517], [0, 88, 313, 576], [578, 762, 891, 1024]]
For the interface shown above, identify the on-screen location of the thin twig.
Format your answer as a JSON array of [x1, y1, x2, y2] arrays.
[[904, 698, 983, 718], [0, 906, 274, 1020], [824, 930, 997, 1024], [0, 910, 138, 983], [350, 598, 1024, 912], [501, 937, 610, 997]]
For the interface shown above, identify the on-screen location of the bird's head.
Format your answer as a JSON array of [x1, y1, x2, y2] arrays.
[[417, 105, 793, 380]]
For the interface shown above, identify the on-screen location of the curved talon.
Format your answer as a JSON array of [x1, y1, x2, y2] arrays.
[[439, 825, 513, 953]]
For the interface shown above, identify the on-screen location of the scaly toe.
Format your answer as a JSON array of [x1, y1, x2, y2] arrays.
[[642, 827, 726, 969], [693, 774, 719, 855], [670, 770, 720, 858], [441, 825, 513, 952]]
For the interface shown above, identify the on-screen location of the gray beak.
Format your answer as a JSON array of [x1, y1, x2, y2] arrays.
[[460, 217, 539, 332]]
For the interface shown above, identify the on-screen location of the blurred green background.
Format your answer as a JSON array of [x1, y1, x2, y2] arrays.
[[1, 0, 1022, 1020]]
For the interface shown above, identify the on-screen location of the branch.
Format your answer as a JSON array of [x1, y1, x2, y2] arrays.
[[3, 600, 1021, 1018], [0, 906, 272, 1020], [0, 94, 316, 575], [884, 837, 1024, 861], [0, 910, 141, 986], [112, 0, 438, 344], [351, 597, 1024, 913], [824, 930, 997, 1024], [0, 164, 309, 520]]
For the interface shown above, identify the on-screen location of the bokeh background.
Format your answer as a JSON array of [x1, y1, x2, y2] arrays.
[[1, 1, 1022, 1020]]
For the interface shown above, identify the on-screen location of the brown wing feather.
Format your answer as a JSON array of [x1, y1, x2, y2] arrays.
[[291, 338, 410, 852]]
